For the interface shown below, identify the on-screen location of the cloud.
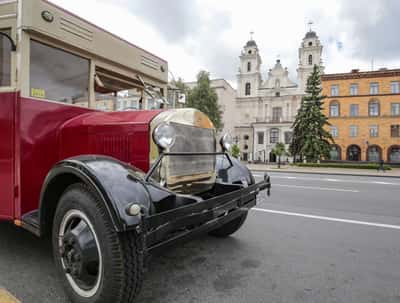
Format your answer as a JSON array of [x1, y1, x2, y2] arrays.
[[339, 0, 400, 60], [122, 0, 202, 43]]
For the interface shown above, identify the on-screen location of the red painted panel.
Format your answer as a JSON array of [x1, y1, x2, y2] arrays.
[[0, 92, 16, 220], [19, 97, 160, 216]]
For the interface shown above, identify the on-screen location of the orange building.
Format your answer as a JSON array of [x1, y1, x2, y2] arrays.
[[321, 69, 400, 163]]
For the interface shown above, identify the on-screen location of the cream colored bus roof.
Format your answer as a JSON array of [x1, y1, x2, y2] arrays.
[[0, 0, 168, 86]]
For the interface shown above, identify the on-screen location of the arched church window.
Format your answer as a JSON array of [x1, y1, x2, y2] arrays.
[[247, 61, 251, 72], [275, 79, 280, 88], [248, 50, 252, 54], [245, 83, 251, 96], [308, 41, 313, 46], [308, 54, 313, 65]]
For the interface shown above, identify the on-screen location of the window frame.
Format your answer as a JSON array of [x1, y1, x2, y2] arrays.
[[349, 125, 358, 137], [0, 26, 15, 91], [391, 125, 400, 138], [368, 99, 380, 117], [331, 85, 339, 97], [349, 104, 359, 117], [391, 103, 400, 116], [245, 82, 251, 96], [270, 128, 280, 144], [329, 101, 340, 117], [370, 82, 379, 95], [330, 126, 338, 138], [350, 83, 358, 96], [391, 81, 400, 94], [257, 131, 264, 145], [29, 39, 91, 107], [369, 125, 379, 137]]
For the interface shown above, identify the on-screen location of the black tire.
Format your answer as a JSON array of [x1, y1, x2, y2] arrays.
[[52, 184, 143, 303], [208, 212, 248, 238]]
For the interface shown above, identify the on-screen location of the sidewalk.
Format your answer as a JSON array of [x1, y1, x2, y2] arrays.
[[247, 163, 400, 178]]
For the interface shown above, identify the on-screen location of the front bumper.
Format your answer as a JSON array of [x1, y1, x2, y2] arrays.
[[142, 177, 270, 254]]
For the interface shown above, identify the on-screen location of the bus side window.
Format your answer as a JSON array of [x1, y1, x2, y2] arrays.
[[0, 29, 12, 87], [29, 40, 90, 107]]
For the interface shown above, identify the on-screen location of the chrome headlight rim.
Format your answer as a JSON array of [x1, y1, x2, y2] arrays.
[[220, 132, 233, 152], [153, 122, 176, 150]]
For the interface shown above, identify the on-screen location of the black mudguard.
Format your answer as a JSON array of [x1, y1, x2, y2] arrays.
[[40, 155, 152, 232]]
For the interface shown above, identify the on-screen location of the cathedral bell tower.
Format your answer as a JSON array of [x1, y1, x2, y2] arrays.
[[237, 33, 262, 98], [297, 27, 324, 92]]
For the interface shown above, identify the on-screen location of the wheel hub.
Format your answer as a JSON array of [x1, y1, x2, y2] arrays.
[[59, 210, 102, 297]]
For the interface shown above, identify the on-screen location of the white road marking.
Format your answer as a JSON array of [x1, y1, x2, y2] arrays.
[[253, 208, 400, 230], [274, 184, 359, 193], [252, 173, 400, 186]]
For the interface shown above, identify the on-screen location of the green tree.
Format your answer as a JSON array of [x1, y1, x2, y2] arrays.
[[290, 65, 333, 162], [187, 71, 223, 131], [231, 144, 241, 159], [272, 142, 286, 168]]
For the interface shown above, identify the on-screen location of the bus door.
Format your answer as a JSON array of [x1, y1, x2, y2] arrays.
[[0, 28, 15, 219]]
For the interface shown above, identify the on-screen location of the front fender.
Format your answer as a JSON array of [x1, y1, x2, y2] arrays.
[[216, 155, 255, 185], [40, 155, 151, 232]]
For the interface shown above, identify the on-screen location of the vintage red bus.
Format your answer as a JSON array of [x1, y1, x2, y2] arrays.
[[0, 1, 270, 302]]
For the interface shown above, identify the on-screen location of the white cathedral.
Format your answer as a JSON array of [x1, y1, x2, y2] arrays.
[[234, 30, 324, 162]]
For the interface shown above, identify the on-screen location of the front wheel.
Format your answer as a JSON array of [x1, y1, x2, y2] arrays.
[[52, 184, 144, 303], [208, 212, 248, 237]]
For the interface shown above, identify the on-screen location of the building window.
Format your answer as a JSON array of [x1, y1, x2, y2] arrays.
[[270, 128, 280, 143], [347, 145, 361, 161], [330, 126, 338, 138], [272, 107, 282, 122], [257, 132, 264, 144], [391, 125, 400, 137], [329, 145, 341, 160], [247, 61, 251, 72], [391, 81, 400, 94], [369, 100, 380, 116], [275, 79, 280, 88], [367, 145, 381, 162], [284, 131, 293, 144], [349, 104, 359, 117], [349, 125, 358, 137], [308, 41, 313, 47], [244, 145, 249, 150], [331, 85, 339, 96], [391, 103, 400, 116], [388, 146, 400, 163], [275, 92, 280, 97], [369, 125, 379, 137], [243, 153, 249, 161], [30, 40, 90, 106], [245, 83, 251, 96], [350, 83, 358, 96], [244, 135, 249, 140], [248, 50, 252, 54], [0, 28, 11, 87], [308, 54, 313, 65], [370, 82, 379, 95], [329, 101, 340, 117]]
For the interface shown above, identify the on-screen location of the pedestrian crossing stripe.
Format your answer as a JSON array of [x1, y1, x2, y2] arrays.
[[0, 289, 20, 303]]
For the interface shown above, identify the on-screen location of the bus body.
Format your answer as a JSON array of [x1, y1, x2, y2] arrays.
[[0, 1, 269, 302]]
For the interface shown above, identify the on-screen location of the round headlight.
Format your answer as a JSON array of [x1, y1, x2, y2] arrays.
[[153, 122, 176, 150], [220, 133, 233, 152]]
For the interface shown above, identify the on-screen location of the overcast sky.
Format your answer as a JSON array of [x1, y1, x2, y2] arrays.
[[51, 0, 400, 87]]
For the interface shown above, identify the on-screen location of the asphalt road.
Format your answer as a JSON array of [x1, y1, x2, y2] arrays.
[[1, 172, 400, 302]]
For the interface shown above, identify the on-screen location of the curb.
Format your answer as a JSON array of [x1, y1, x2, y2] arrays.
[[248, 168, 400, 179]]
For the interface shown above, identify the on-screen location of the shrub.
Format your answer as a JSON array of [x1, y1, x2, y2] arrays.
[[294, 162, 392, 170]]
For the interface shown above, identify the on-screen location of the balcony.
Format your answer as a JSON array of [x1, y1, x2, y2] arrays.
[[255, 116, 294, 123]]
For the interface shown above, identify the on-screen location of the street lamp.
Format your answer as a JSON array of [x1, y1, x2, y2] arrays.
[[0, 32, 17, 51]]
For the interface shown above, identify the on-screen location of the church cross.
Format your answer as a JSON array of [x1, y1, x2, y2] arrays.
[[308, 21, 314, 31]]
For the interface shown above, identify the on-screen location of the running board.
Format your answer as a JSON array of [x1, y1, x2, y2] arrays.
[[21, 210, 41, 237]]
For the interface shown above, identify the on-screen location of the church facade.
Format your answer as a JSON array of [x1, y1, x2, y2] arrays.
[[234, 30, 324, 162]]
